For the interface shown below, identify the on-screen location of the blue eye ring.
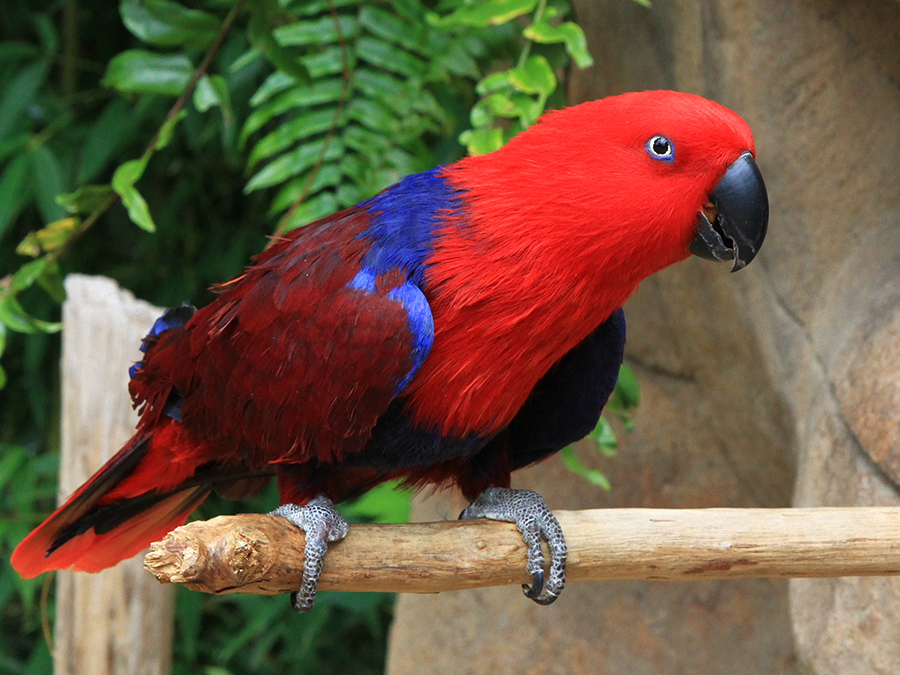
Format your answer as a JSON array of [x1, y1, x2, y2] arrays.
[[646, 135, 674, 163]]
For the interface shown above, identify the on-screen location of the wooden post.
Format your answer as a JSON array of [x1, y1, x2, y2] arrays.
[[54, 275, 172, 675]]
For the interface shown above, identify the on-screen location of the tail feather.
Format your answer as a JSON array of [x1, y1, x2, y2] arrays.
[[46, 487, 210, 574], [10, 429, 215, 578]]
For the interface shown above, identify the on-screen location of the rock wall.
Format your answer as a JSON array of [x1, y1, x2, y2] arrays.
[[386, 1, 900, 673]]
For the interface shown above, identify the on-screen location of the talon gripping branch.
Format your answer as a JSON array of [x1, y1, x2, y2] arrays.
[[12, 91, 769, 610]]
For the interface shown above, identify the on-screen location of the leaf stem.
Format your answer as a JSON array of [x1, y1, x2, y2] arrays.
[[516, 0, 547, 69]]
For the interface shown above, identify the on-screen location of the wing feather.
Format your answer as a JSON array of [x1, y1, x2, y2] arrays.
[[130, 208, 434, 469]]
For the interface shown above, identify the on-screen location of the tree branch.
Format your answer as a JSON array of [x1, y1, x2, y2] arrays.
[[144, 507, 900, 595]]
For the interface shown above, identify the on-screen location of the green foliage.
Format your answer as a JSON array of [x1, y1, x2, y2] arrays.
[[0, 443, 59, 671], [437, 0, 594, 154], [238, 1, 503, 232]]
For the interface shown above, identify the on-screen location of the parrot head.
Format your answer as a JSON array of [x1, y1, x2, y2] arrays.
[[450, 90, 769, 286], [606, 91, 770, 273]]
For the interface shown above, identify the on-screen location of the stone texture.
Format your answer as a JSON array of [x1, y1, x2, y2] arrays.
[[387, 1, 900, 673]]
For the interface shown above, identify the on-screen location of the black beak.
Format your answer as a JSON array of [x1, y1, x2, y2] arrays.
[[689, 151, 769, 272]]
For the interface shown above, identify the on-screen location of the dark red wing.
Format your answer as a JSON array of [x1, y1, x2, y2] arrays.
[[129, 209, 434, 470]]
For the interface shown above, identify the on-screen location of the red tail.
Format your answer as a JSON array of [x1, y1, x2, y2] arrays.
[[11, 426, 213, 578]]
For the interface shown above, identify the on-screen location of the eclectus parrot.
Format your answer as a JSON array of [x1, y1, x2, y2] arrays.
[[11, 91, 769, 609]]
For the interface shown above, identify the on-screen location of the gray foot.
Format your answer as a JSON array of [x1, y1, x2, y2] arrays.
[[460, 487, 566, 605], [269, 495, 349, 612]]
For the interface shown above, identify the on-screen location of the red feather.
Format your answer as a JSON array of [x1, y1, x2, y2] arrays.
[[10, 429, 209, 577]]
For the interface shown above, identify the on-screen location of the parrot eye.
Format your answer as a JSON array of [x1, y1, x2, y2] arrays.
[[646, 135, 674, 163]]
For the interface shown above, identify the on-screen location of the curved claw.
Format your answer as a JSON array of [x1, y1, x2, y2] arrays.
[[270, 495, 349, 613], [460, 487, 567, 606], [522, 568, 544, 600]]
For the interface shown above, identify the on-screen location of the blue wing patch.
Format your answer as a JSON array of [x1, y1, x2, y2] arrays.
[[129, 302, 196, 379], [346, 269, 433, 397], [386, 280, 433, 395]]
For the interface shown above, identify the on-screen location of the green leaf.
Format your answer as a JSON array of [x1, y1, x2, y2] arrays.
[[335, 182, 362, 206], [0, 60, 48, 140], [604, 364, 639, 431], [244, 139, 343, 192], [356, 37, 424, 78], [102, 50, 193, 96], [436, 40, 480, 78], [10, 258, 50, 293], [274, 15, 359, 46], [523, 20, 594, 68], [120, 0, 220, 48], [615, 364, 640, 408], [343, 124, 390, 154], [430, 0, 537, 28], [302, 46, 349, 78], [591, 416, 618, 457], [476, 71, 512, 96], [359, 6, 426, 55], [0, 294, 36, 333], [112, 155, 148, 189], [559, 446, 611, 490], [27, 145, 67, 224], [270, 164, 342, 213], [353, 68, 406, 111], [248, 108, 339, 168], [345, 98, 396, 134], [36, 261, 66, 303], [228, 46, 262, 74], [0, 154, 30, 241], [112, 157, 156, 231], [481, 92, 541, 125], [247, 13, 311, 85], [243, 79, 344, 143], [279, 191, 338, 231], [468, 100, 492, 128], [57, 185, 114, 215], [290, 0, 358, 16], [0, 292, 62, 334], [118, 185, 155, 232], [17, 217, 79, 256], [508, 55, 556, 95], [248, 71, 295, 107], [154, 109, 187, 150], [459, 127, 503, 155], [193, 75, 232, 124]]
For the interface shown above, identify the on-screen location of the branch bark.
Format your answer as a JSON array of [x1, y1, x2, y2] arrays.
[[144, 507, 900, 595]]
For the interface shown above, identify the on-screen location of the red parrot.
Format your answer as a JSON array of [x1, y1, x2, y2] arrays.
[[11, 90, 768, 609]]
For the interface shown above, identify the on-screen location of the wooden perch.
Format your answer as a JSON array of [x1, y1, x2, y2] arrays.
[[144, 507, 900, 596]]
